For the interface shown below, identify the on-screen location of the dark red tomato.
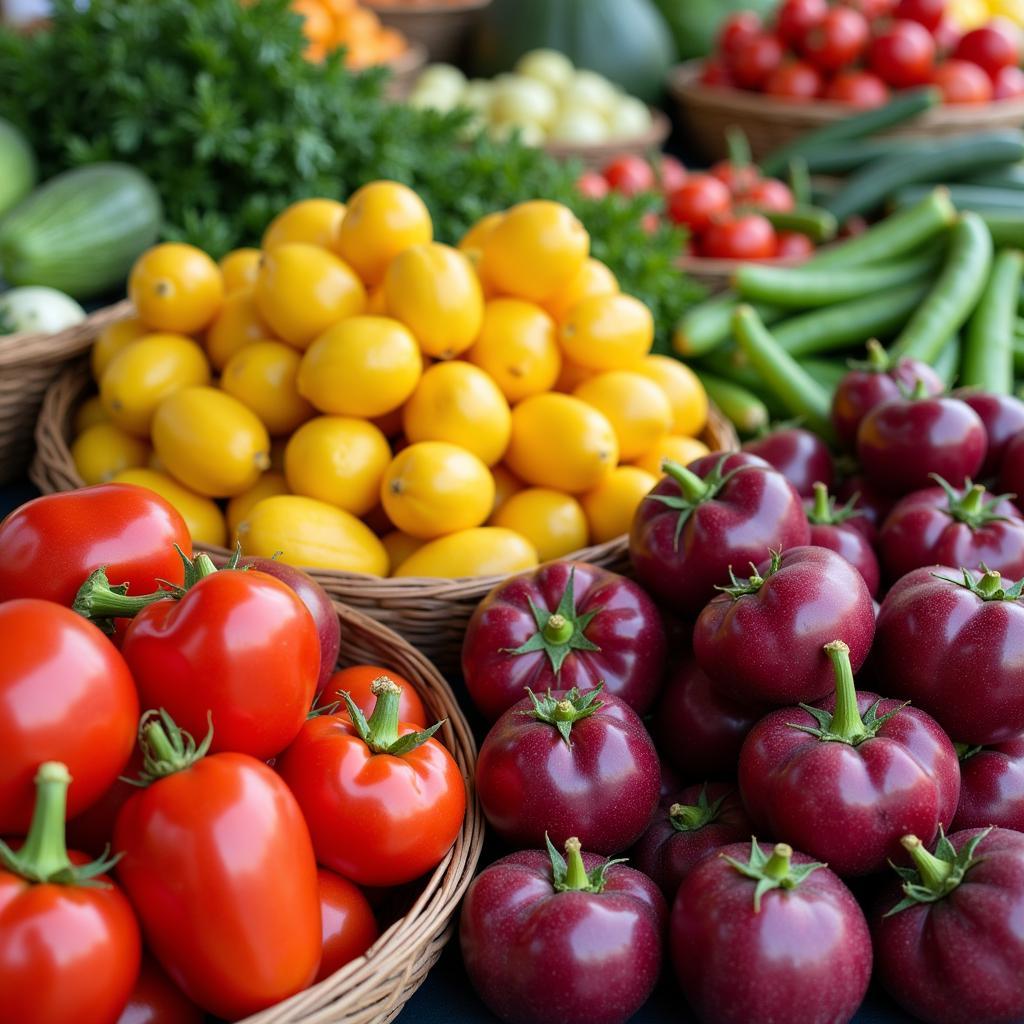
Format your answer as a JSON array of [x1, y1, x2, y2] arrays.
[[764, 60, 823, 100], [123, 566, 320, 759], [999, 431, 1024, 514], [117, 956, 203, 1024], [328, 664, 426, 726], [894, 0, 945, 31], [805, 483, 881, 596], [632, 783, 752, 898], [114, 714, 322, 1020], [462, 561, 666, 721], [776, 0, 827, 48], [739, 640, 961, 875], [742, 425, 833, 497], [953, 737, 1024, 831], [461, 839, 665, 1024], [869, 19, 937, 88], [934, 16, 963, 55], [576, 171, 610, 199], [672, 840, 872, 1024], [718, 11, 764, 61], [666, 174, 731, 232], [954, 22, 1021, 77], [476, 687, 660, 854], [0, 762, 142, 1024], [700, 59, 734, 87], [277, 678, 465, 886], [0, 483, 190, 605], [602, 155, 656, 197], [701, 214, 778, 260], [656, 155, 687, 193], [824, 69, 890, 106], [730, 33, 786, 90], [743, 177, 795, 212], [315, 869, 378, 983], [955, 389, 1024, 476], [872, 828, 1024, 1024], [836, 473, 898, 532], [775, 230, 815, 258], [994, 63, 1024, 99], [0, 599, 138, 834], [709, 159, 760, 196], [801, 7, 870, 71], [933, 58, 994, 103], [67, 748, 143, 859]]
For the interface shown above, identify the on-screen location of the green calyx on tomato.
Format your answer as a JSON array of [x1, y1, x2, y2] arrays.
[[936, 566, 1024, 602], [503, 568, 600, 674], [647, 455, 738, 548], [670, 784, 727, 833], [130, 708, 213, 786], [716, 550, 784, 600], [0, 761, 119, 886], [807, 482, 866, 527], [723, 839, 826, 913], [850, 338, 897, 375], [525, 683, 604, 746], [546, 834, 625, 895], [931, 475, 1016, 530], [339, 676, 443, 756], [885, 827, 991, 916]]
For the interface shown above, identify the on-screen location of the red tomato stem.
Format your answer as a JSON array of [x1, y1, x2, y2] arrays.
[[661, 460, 712, 503], [340, 677, 444, 756], [563, 837, 590, 890], [73, 566, 175, 629], [136, 709, 214, 783], [542, 614, 574, 645], [668, 785, 728, 833], [824, 640, 868, 743], [901, 835, 953, 890]]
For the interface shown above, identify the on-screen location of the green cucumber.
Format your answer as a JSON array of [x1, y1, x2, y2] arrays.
[[979, 211, 1024, 247], [693, 370, 770, 436], [891, 183, 1024, 215], [760, 204, 837, 243], [792, 137, 933, 177], [673, 292, 784, 357], [932, 334, 961, 389], [961, 249, 1023, 395], [964, 164, 1024, 190]]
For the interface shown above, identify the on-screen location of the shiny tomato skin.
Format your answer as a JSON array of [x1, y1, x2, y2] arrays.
[[894, 0, 944, 31], [657, 156, 687, 193], [825, 69, 890, 106], [742, 426, 833, 497], [602, 156, 656, 197], [718, 11, 764, 60], [666, 175, 731, 232], [776, 0, 827, 48], [742, 178, 795, 213], [999, 431, 1024, 515], [276, 714, 466, 887], [709, 159, 760, 196], [328, 665, 426, 726], [953, 737, 1024, 831], [315, 869, 378, 983], [576, 172, 610, 200], [808, 518, 881, 596], [114, 752, 322, 1019], [933, 59, 994, 103], [0, 483, 190, 605], [956, 390, 1024, 477], [0, 599, 138, 833], [0, 851, 141, 1024], [954, 23, 1020, 77], [700, 214, 777, 260], [123, 569, 320, 759], [994, 64, 1024, 99], [801, 7, 869, 72], [116, 956, 203, 1024], [730, 33, 785, 89], [869, 20, 936, 88], [764, 60, 823, 100], [775, 230, 815, 258]]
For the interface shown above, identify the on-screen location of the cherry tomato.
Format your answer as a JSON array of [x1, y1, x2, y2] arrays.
[[117, 956, 203, 1024], [869, 20, 936, 88], [656, 155, 688, 193], [933, 59, 994, 103], [576, 172, 610, 200], [764, 60, 823, 100], [743, 178, 795, 212], [602, 155, 656, 197], [954, 22, 1020, 78], [743, 425, 834, 498], [894, 0, 944, 31], [994, 64, 1024, 99], [718, 11, 763, 61], [0, 483, 190, 606], [700, 59, 734, 87], [666, 175, 731, 232], [775, 230, 815, 258], [801, 7, 869, 72], [328, 664, 427, 726], [701, 214, 778, 260], [0, 599, 138, 834], [824, 70, 890, 107], [730, 33, 785, 90], [775, 0, 827, 49], [709, 159, 760, 196], [315, 869, 379, 983]]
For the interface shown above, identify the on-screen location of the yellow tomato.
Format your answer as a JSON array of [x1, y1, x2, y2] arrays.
[[254, 243, 366, 350], [297, 316, 421, 417], [492, 488, 588, 561], [635, 355, 709, 437], [219, 248, 262, 293], [581, 466, 657, 543], [402, 361, 511, 467], [226, 471, 290, 538], [237, 494, 388, 575], [458, 211, 504, 259], [91, 316, 147, 381], [559, 294, 654, 370], [335, 180, 433, 287], [73, 395, 109, 434], [262, 198, 347, 250], [113, 468, 227, 547], [394, 527, 537, 578], [381, 441, 494, 539], [71, 423, 150, 485], [543, 258, 619, 322], [381, 530, 425, 573], [553, 356, 596, 393], [284, 416, 391, 517], [631, 434, 710, 476], [505, 393, 618, 493], [384, 243, 484, 359], [466, 299, 560, 403], [491, 464, 523, 516], [100, 333, 211, 437], [221, 340, 314, 436], [204, 289, 274, 371], [481, 200, 589, 303], [152, 387, 271, 497], [573, 371, 673, 461], [129, 243, 225, 334]]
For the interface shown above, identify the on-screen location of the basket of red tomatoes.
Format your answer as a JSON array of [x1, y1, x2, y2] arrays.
[[669, 0, 1024, 162]]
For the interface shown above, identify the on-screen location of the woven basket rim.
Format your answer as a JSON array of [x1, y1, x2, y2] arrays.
[[0, 299, 132, 369]]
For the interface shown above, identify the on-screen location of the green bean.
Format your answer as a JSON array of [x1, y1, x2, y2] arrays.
[[961, 249, 1023, 395], [891, 183, 1024, 215], [965, 164, 1024, 190], [673, 292, 784, 357], [693, 370, 770, 436], [980, 211, 1024, 247], [788, 157, 812, 207], [932, 334, 961, 390]]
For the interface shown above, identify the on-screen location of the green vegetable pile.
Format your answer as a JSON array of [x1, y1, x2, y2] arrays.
[[0, 0, 701, 347]]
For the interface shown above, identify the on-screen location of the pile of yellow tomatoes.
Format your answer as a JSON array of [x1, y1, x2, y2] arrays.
[[73, 181, 710, 578]]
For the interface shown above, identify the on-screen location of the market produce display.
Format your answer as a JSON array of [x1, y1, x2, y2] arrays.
[[289, 0, 409, 66]]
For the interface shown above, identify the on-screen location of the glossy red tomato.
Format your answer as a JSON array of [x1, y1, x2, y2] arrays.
[[743, 178, 795, 212], [0, 483, 190, 606], [700, 59, 734, 86], [869, 20, 936, 88], [731, 33, 786, 89], [117, 957, 203, 1024], [709, 159, 760, 196], [718, 11, 764, 60], [315, 869, 379, 983], [994, 64, 1024, 99], [701, 214, 778, 260], [657, 155, 688, 192], [894, 0, 944, 31], [775, 230, 815, 258], [0, 599, 138, 833], [955, 23, 1020, 77], [776, 0, 827, 48], [602, 156, 656, 197], [765, 60, 823, 100], [825, 70, 890, 106], [933, 59, 994, 103], [801, 7, 869, 71], [576, 172, 609, 199], [114, 713, 322, 1020], [328, 664, 426, 726], [667, 175, 731, 231]]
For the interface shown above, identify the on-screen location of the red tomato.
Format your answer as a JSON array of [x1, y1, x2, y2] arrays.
[[994, 64, 1024, 99], [117, 956, 203, 1024], [718, 11, 763, 61], [328, 664, 427, 726], [744, 178, 795, 212], [776, 231, 816, 258], [114, 714, 322, 1020], [315, 869, 379, 983], [0, 484, 190, 606], [701, 214, 778, 260], [869, 20, 936, 87], [933, 59, 994, 103], [776, 0, 827, 48], [602, 155, 656, 197], [764, 60, 823, 100], [825, 69, 890, 106], [122, 565, 320, 760], [657, 155, 688, 193], [802, 7, 870, 72], [0, 599, 138, 834], [0, 761, 142, 1024], [894, 0, 945, 31], [730, 33, 786, 89], [276, 677, 466, 887], [954, 22, 1021, 77], [934, 16, 963, 55], [667, 175, 732, 232], [576, 172, 610, 199], [700, 59, 734, 87], [709, 160, 761, 196]]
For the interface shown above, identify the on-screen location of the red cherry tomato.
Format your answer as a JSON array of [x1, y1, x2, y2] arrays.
[[802, 7, 870, 72], [0, 599, 138, 834], [764, 60, 823, 100], [934, 16, 963, 55], [933, 58, 994, 103], [701, 214, 778, 260], [730, 33, 785, 89], [776, 0, 827, 48], [825, 69, 890, 106], [328, 664, 427, 726], [709, 160, 761, 196], [576, 171, 609, 199], [869, 19, 936, 88], [894, 0, 945, 31], [700, 59, 734, 87], [0, 483, 190, 605], [743, 178, 795, 212], [718, 11, 763, 61], [776, 231, 816, 258], [117, 956, 203, 1024], [657, 155, 688, 193], [667, 174, 732, 232], [954, 22, 1021, 77], [602, 155, 656, 197], [994, 64, 1024, 99], [315, 869, 379, 983]]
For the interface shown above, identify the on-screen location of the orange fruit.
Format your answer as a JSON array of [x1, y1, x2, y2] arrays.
[[294, 0, 334, 43]]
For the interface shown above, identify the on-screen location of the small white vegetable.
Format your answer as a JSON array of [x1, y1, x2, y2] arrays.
[[461, 79, 495, 114], [606, 96, 654, 139], [548, 109, 609, 145], [561, 70, 620, 115], [516, 49, 575, 92], [416, 63, 467, 95], [489, 120, 547, 146], [0, 286, 86, 335], [491, 76, 558, 129]]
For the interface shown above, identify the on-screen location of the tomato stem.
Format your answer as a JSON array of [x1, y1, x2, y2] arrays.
[[562, 837, 590, 890], [132, 709, 214, 784], [901, 835, 953, 890], [15, 762, 74, 879], [824, 640, 868, 743], [542, 614, 574, 645], [811, 482, 831, 523], [763, 843, 794, 880], [978, 569, 1005, 598], [73, 566, 173, 629], [193, 553, 219, 579], [866, 338, 890, 372], [669, 785, 727, 833], [341, 676, 445, 757], [661, 460, 710, 503]]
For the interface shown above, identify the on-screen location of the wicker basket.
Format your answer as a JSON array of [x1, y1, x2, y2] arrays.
[[544, 109, 672, 171], [32, 361, 738, 668], [366, 0, 491, 63], [669, 60, 1024, 163], [0, 300, 131, 484]]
